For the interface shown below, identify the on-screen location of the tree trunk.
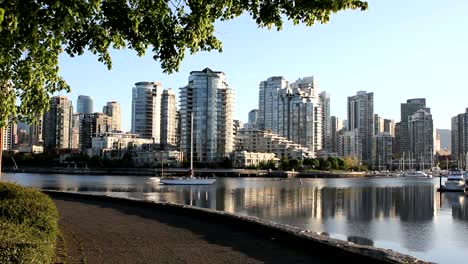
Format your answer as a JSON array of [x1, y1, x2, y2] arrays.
[[0, 126, 3, 179]]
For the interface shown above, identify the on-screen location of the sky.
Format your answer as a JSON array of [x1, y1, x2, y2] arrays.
[[57, 0, 468, 132]]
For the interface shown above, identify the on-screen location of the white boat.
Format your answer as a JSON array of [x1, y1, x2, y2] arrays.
[[160, 113, 216, 185], [160, 175, 216, 185], [401, 170, 429, 177], [442, 169, 465, 192]]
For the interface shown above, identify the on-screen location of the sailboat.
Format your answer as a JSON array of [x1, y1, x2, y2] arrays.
[[160, 112, 216, 185]]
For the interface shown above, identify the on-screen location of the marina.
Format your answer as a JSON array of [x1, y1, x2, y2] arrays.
[[3, 172, 468, 263]]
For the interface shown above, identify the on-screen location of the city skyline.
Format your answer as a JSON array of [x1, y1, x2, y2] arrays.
[[56, 0, 467, 131]]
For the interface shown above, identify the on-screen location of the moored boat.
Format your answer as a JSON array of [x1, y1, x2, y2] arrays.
[[442, 169, 465, 192], [401, 170, 429, 178]]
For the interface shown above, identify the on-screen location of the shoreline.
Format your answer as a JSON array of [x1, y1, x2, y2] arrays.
[[5, 166, 372, 178], [44, 190, 427, 263]]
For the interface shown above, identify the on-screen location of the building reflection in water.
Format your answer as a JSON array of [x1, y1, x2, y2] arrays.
[[10, 173, 468, 258]]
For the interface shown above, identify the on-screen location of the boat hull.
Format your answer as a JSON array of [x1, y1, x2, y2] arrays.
[[442, 180, 465, 192], [160, 178, 216, 185]]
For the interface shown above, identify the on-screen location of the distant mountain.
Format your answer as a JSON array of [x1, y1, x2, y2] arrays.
[[437, 129, 451, 151]]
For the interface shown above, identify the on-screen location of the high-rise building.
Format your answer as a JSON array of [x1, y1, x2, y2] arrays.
[[1, 122, 16, 150], [383, 119, 395, 136], [330, 116, 343, 153], [76, 95, 93, 114], [131, 82, 163, 140], [343, 120, 349, 131], [277, 87, 316, 152], [337, 129, 362, 164], [319, 92, 331, 151], [374, 114, 384, 135], [179, 68, 235, 162], [408, 109, 434, 168], [29, 115, 43, 146], [103, 101, 121, 132], [161, 89, 178, 148], [77, 113, 113, 151], [290, 77, 322, 152], [451, 108, 468, 164], [257, 76, 288, 131], [43, 96, 73, 150], [257, 75, 324, 154], [372, 132, 393, 170], [71, 114, 81, 149], [434, 130, 441, 153], [248, 109, 258, 129], [394, 122, 401, 156], [399, 98, 427, 155], [347, 91, 374, 165]]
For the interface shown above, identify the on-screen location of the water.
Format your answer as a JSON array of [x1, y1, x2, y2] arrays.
[[3, 173, 468, 263]]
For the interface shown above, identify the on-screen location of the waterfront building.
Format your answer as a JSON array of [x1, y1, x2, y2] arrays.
[[17, 145, 44, 154], [372, 132, 393, 170], [91, 132, 154, 159], [179, 68, 235, 162], [161, 89, 178, 148], [131, 82, 163, 140], [103, 101, 122, 132], [347, 91, 374, 165], [290, 77, 322, 153], [43, 96, 73, 151], [408, 109, 434, 169], [131, 82, 178, 147], [235, 129, 313, 160], [319, 92, 331, 151], [76, 95, 93, 114], [330, 116, 343, 153], [231, 151, 278, 168], [399, 98, 427, 155], [277, 87, 316, 153], [256, 76, 324, 155], [451, 108, 468, 165], [257, 76, 288, 131], [248, 109, 258, 129], [337, 129, 362, 164], [134, 148, 182, 167]]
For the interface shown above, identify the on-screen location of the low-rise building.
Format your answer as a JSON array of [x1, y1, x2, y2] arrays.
[[235, 129, 313, 160], [134, 148, 183, 167], [231, 151, 278, 168], [18, 145, 44, 154], [91, 132, 154, 159]]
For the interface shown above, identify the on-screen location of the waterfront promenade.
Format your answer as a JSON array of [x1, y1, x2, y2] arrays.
[[48, 192, 424, 264]]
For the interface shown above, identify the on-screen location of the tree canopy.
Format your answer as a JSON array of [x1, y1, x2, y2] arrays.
[[0, 0, 367, 126]]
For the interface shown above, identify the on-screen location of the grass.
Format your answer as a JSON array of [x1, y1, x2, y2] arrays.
[[0, 182, 59, 264]]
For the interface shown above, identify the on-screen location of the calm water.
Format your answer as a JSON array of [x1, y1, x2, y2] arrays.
[[3, 173, 468, 263]]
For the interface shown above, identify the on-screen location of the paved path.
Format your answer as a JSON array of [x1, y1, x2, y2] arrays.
[[51, 195, 372, 264]]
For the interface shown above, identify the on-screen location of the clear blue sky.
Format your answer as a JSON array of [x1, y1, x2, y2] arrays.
[[58, 0, 468, 132]]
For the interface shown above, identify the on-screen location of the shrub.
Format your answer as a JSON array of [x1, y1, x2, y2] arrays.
[[0, 183, 59, 264]]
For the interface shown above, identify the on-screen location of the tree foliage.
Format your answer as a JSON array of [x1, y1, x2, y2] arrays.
[[0, 0, 367, 126]]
